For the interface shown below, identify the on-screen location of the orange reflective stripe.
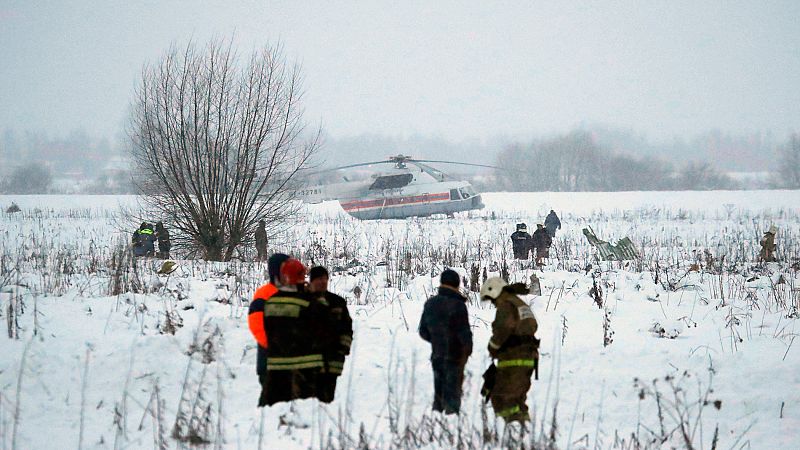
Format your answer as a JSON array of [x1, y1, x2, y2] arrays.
[[248, 311, 267, 347], [253, 283, 278, 300], [250, 283, 279, 348]]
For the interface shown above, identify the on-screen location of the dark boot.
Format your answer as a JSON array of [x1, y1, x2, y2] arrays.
[[257, 374, 269, 407], [317, 373, 338, 403]]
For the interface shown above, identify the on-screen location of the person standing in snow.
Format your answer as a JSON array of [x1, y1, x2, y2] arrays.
[[248, 253, 290, 407], [308, 266, 353, 403], [255, 220, 268, 262], [418, 269, 473, 414], [154, 221, 171, 259], [532, 224, 552, 266], [760, 225, 778, 262], [511, 223, 533, 260], [132, 222, 156, 257], [481, 277, 539, 423], [544, 210, 561, 238], [260, 258, 329, 405]]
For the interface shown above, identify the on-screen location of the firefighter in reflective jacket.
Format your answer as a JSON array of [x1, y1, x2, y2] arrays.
[[261, 258, 329, 405], [248, 253, 290, 407], [132, 222, 156, 257], [481, 277, 539, 423], [308, 266, 353, 403]]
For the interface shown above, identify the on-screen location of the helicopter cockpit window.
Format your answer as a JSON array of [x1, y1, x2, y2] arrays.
[[459, 188, 471, 199], [449, 189, 460, 200], [369, 173, 414, 190]]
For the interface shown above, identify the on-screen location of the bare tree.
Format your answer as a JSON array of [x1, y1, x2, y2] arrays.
[[777, 134, 800, 189], [495, 130, 742, 192], [129, 38, 318, 261], [602, 154, 673, 191], [1, 162, 53, 194], [677, 161, 736, 190], [495, 142, 536, 191], [495, 131, 606, 191]]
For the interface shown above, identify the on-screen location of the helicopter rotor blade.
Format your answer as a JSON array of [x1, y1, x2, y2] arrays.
[[306, 160, 394, 175], [305, 155, 526, 177], [410, 159, 524, 173]]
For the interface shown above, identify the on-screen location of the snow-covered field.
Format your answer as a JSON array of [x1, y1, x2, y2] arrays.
[[1, 191, 799, 449]]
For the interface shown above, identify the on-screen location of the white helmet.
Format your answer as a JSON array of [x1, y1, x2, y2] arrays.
[[480, 277, 507, 301]]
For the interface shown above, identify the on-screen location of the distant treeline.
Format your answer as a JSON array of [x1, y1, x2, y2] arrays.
[[493, 131, 799, 192], [0, 161, 133, 195], [2, 127, 799, 194], [0, 129, 133, 194]]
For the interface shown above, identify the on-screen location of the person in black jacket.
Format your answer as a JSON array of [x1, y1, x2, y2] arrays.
[[309, 266, 353, 403], [511, 223, 533, 260], [155, 221, 171, 259], [419, 269, 473, 414], [545, 210, 561, 238]]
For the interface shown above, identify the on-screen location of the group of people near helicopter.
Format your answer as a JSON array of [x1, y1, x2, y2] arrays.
[[137, 206, 785, 428]]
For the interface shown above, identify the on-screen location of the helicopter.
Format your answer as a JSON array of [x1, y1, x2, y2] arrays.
[[299, 154, 499, 220]]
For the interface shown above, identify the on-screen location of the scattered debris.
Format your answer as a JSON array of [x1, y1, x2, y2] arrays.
[[157, 260, 178, 275], [650, 320, 683, 339], [582, 227, 640, 261]]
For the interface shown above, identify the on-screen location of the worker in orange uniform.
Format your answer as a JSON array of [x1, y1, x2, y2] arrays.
[[248, 253, 290, 407]]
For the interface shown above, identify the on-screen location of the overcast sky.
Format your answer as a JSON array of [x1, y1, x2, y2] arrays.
[[1, 1, 799, 142]]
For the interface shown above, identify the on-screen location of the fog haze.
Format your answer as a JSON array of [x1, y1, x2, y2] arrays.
[[2, 1, 799, 143]]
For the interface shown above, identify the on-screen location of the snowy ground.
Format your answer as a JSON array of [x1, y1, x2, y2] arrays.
[[0, 191, 799, 449]]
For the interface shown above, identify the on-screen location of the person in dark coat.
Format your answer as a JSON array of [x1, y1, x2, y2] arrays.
[[544, 210, 561, 238], [419, 269, 473, 414], [255, 220, 268, 262], [155, 221, 171, 259], [532, 224, 552, 266], [309, 266, 353, 403], [510, 223, 533, 260], [261, 258, 329, 406], [132, 222, 156, 257]]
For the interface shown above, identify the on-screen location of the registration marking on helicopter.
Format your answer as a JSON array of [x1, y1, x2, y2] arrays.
[[340, 193, 451, 211]]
